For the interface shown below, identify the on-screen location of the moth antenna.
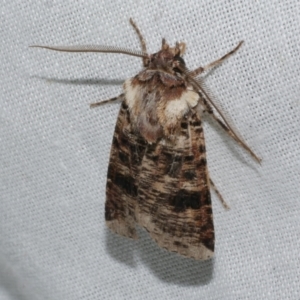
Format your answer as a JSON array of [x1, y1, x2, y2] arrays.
[[29, 45, 148, 59]]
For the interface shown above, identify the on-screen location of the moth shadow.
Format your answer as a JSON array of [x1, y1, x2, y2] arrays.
[[105, 228, 137, 267], [137, 228, 214, 286], [105, 227, 213, 285], [31, 75, 125, 86], [0, 259, 28, 300]]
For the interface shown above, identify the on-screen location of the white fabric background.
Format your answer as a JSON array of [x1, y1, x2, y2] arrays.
[[1, 1, 300, 299]]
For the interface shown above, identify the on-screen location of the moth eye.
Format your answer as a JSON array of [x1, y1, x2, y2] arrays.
[[174, 55, 186, 66]]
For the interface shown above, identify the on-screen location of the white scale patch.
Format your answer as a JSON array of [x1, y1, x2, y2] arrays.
[[165, 89, 200, 125], [123, 79, 139, 110]]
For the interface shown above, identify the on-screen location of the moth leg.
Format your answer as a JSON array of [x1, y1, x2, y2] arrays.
[[209, 178, 229, 209], [203, 101, 261, 163], [90, 94, 123, 108], [211, 112, 261, 163], [129, 18, 148, 66], [191, 41, 243, 77]]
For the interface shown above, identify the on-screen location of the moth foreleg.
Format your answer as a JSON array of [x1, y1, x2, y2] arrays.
[[209, 178, 229, 209], [90, 94, 123, 108], [209, 110, 261, 163], [202, 98, 261, 163], [190, 41, 244, 77]]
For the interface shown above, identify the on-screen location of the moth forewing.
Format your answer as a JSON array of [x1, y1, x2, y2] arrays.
[[31, 19, 260, 260]]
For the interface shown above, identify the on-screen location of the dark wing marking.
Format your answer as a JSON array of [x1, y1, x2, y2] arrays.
[[136, 113, 214, 260], [105, 96, 147, 239]]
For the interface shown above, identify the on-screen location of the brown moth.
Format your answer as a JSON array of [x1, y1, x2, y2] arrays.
[[31, 19, 261, 260]]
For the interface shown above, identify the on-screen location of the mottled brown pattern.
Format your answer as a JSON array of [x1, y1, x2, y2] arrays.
[[105, 96, 147, 239], [106, 97, 214, 259], [136, 113, 214, 259]]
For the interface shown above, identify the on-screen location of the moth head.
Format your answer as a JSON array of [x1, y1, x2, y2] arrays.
[[147, 39, 186, 73]]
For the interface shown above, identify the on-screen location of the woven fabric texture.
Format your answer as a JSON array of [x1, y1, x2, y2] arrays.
[[1, 1, 299, 299]]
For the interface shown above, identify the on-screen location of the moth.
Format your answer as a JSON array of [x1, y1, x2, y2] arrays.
[[31, 19, 261, 260]]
